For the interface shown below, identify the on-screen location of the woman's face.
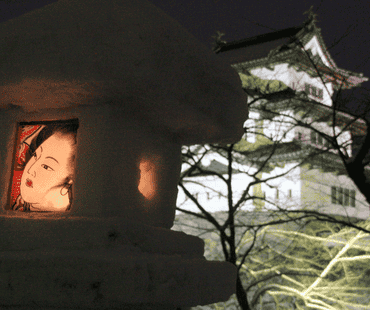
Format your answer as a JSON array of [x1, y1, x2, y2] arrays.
[[20, 133, 74, 206]]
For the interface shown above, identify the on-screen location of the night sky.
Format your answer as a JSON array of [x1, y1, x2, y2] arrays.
[[1, 0, 370, 111]]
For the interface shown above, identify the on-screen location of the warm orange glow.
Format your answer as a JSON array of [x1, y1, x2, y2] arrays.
[[138, 157, 158, 200], [0, 78, 100, 112]]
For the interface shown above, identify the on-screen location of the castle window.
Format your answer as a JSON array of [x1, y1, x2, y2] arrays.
[[311, 131, 330, 148], [304, 83, 323, 100], [331, 187, 337, 204], [311, 86, 317, 97], [350, 190, 356, 207], [305, 83, 310, 94], [311, 130, 317, 144], [344, 188, 349, 206], [337, 187, 343, 205], [317, 133, 323, 145], [331, 186, 356, 207], [324, 137, 331, 148]]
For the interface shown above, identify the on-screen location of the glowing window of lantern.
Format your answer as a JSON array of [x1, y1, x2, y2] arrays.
[[138, 156, 160, 200], [8, 119, 79, 212]]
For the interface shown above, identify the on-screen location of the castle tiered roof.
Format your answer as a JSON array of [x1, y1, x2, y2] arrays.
[[216, 15, 368, 90]]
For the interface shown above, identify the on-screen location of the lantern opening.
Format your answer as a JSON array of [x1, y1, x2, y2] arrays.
[[138, 156, 159, 200], [7, 119, 79, 212]]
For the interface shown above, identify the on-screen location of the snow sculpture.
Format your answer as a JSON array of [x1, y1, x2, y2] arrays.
[[0, 0, 247, 308]]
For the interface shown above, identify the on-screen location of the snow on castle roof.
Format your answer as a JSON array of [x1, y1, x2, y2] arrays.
[[216, 16, 368, 90]]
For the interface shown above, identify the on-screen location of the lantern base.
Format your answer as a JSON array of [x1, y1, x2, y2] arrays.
[[0, 214, 236, 309]]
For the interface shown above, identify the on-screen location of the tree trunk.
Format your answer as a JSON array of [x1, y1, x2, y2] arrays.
[[236, 274, 251, 310]]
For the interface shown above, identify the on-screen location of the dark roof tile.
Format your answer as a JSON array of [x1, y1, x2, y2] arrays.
[[217, 38, 291, 65], [216, 26, 303, 53]]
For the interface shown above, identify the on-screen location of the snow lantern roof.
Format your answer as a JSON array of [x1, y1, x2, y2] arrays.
[[216, 14, 368, 90], [0, 0, 247, 145]]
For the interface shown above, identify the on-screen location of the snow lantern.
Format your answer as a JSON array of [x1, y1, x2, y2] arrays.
[[0, 0, 247, 309]]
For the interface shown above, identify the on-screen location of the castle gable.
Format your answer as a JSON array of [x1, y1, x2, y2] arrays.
[[218, 16, 368, 90]]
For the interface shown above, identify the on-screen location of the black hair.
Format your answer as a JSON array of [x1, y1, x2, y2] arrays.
[[31, 121, 79, 153]]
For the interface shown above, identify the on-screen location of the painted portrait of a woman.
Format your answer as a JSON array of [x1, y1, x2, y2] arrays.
[[11, 120, 79, 212]]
